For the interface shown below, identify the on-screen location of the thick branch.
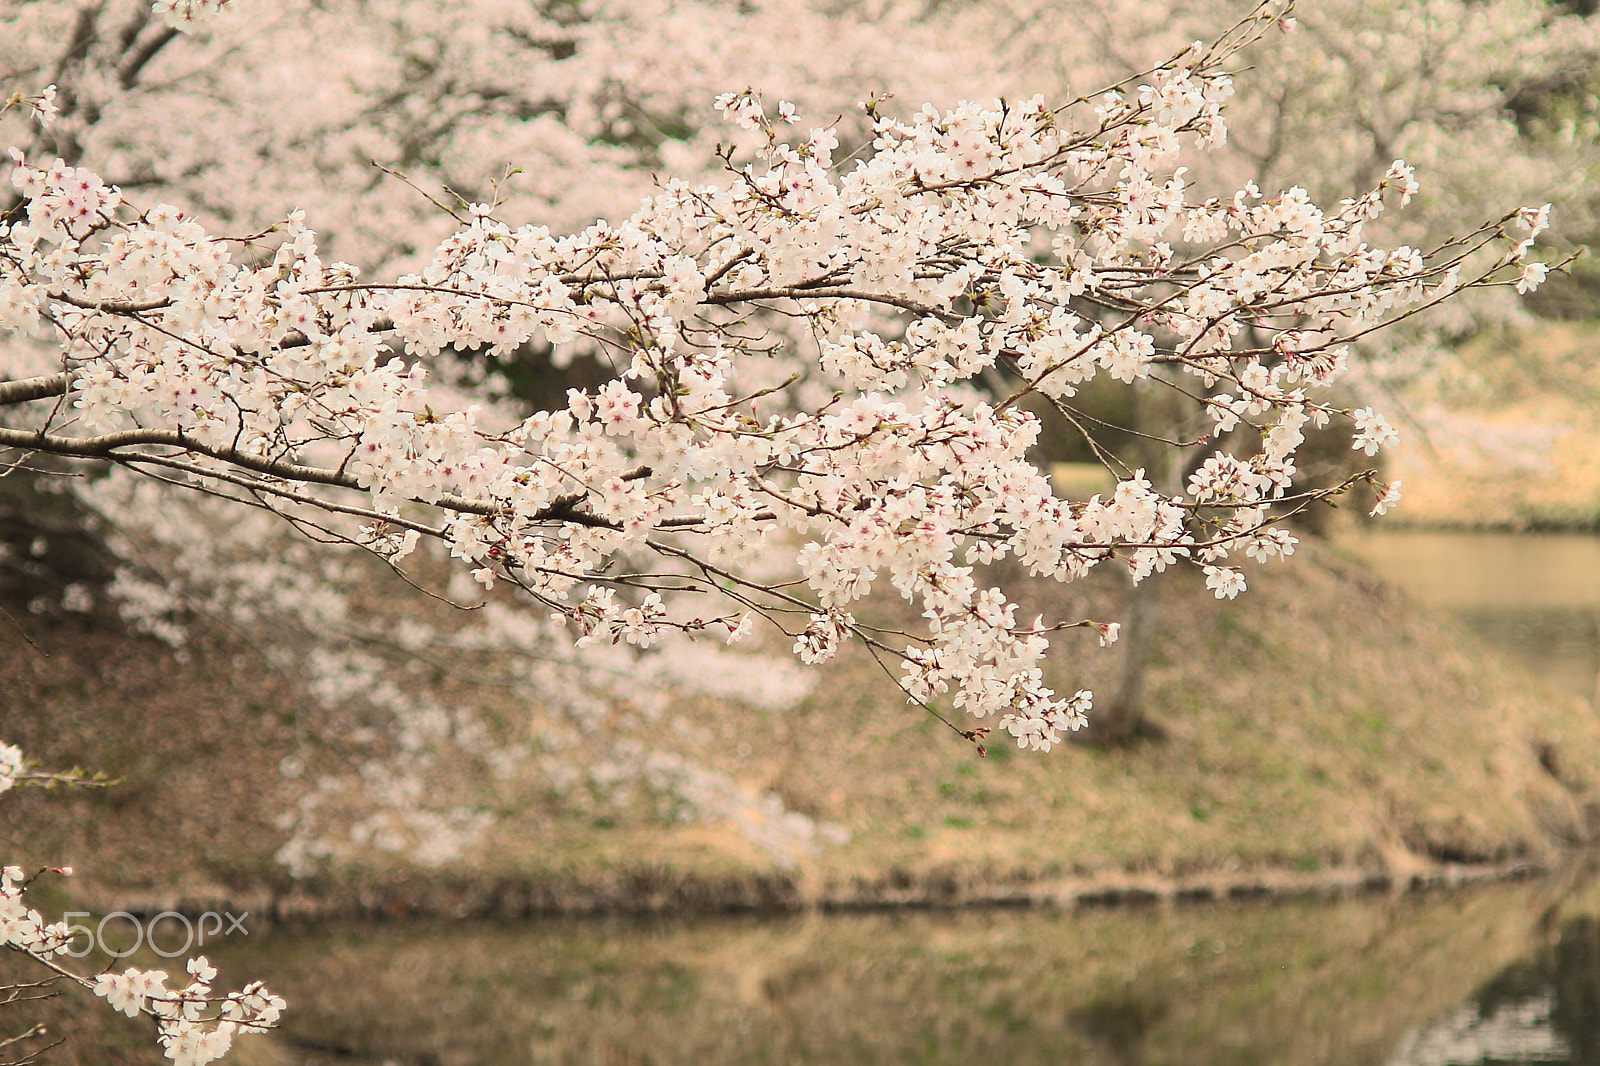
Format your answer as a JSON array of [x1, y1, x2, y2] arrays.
[[117, 25, 179, 90], [0, 423, 625, 529], [0, 373, 72, 407]]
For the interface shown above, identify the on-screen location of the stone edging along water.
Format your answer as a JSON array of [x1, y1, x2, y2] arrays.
[[71, 859, 1549, 927]]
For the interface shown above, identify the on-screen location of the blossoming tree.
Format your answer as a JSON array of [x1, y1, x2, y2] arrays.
[[0, 0, 1576, 849], [0, 0, 1021, 875], [0, 0, 1565, 1058], [4, 10, 1549, 745], [950, 0, 1598, 737]]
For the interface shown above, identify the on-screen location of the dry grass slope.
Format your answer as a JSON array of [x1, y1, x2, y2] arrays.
[[3, 536, 1597, 912]]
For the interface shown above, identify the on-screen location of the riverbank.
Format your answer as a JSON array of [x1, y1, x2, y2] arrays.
[[6, 535, 1600, 921], [56, 856, 1542, 931]]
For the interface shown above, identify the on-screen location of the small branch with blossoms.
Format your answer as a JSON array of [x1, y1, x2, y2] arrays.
[[0, 744, 116, 795], [0, 746, 285, 1066], [0, 0, 1560, 751], [0, 88, 58, 132]]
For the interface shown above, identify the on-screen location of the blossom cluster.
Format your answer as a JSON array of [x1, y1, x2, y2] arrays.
[[0, 9, 1552, 750], [0, 865, 78, 957], [0, 742, 22, 793], [150, 0, 235, 29], [92, 957, 284, 1066]]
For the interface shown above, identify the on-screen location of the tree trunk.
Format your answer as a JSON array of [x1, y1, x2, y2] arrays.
[[1073, 382, 1192, 747], [1076, 568, 1166, 745]]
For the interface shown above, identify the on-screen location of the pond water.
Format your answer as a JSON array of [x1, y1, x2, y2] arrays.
[[180, 530, 1600, 1065], [199, 869, 1600, 1065], [1335, 530, 1600, 704]]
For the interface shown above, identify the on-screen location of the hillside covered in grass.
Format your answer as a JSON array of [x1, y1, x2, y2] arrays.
[[4, 532, 1599, 914]]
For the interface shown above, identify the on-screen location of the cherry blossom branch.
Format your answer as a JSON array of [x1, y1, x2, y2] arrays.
[[1, 745, 284, 1066], [0, 23, 1550, 750]]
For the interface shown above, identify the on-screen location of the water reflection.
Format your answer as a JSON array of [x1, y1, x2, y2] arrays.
[[192, 871, 1600, 1065], [1382, 909, 1600, 1056], [1387, 993, 1570, 1066], [1453, 609, 1600, 705], [1336, 531, 1600, 703], [1388, 912, 1600, 1066]]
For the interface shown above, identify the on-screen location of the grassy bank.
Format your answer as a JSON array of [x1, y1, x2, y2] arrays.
[[4, 535, 1599, 915]]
